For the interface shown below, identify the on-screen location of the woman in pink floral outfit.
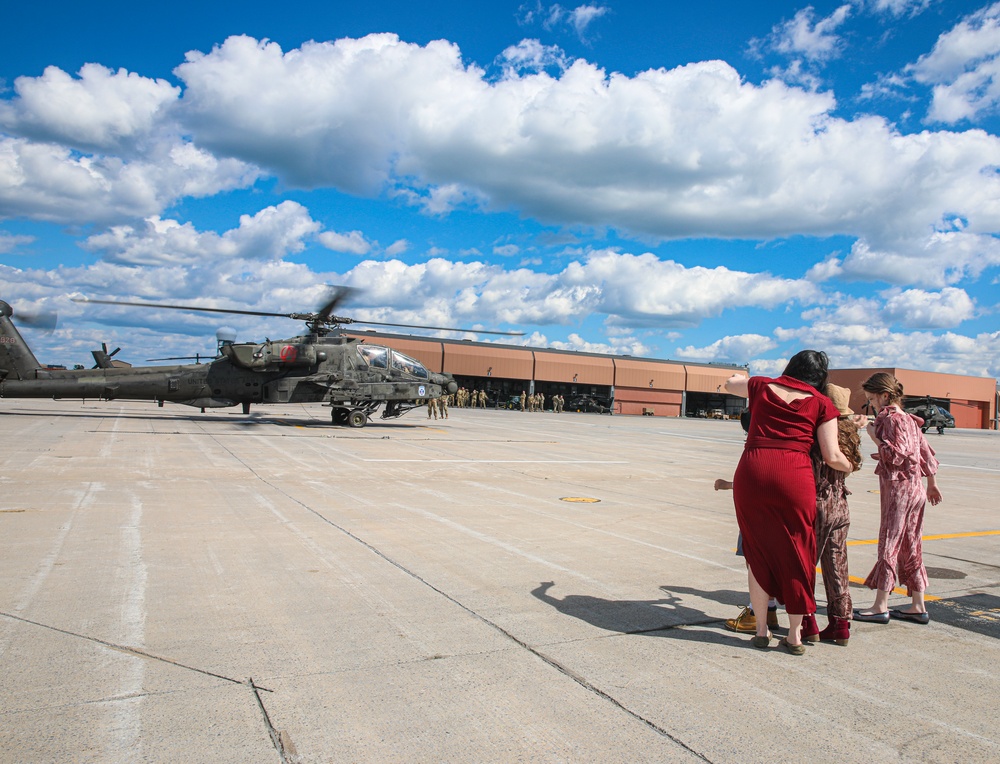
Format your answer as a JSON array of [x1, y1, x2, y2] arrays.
[[854, 373, 943, 625]]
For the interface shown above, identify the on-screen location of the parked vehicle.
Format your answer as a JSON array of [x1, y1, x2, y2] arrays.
[[565, 395, 610, 414]]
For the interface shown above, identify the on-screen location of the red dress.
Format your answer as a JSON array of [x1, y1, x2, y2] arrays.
[[733, 375, 839, 614]]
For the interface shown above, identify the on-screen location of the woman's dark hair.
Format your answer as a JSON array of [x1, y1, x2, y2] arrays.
[[782, 349, 829, 391]]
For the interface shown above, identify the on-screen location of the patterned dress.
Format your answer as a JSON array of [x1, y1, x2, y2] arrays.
[[813, 454, 853, 620], [864, 407, 939, 594], [733, 375, 839, 614]]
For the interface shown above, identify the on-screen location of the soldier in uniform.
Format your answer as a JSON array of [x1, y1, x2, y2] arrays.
[[520, 391, 527, 411], [427, 396, 438, 419], [438, 394, 449, 419]]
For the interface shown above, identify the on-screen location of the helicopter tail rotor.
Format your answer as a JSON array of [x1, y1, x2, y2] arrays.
[[92, 342, 122, 369]]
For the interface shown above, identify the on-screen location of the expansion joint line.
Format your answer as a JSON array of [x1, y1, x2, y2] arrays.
[[214, 442, 714, 762], [0, 610, 266, 690], [249, 677, 296, 764]]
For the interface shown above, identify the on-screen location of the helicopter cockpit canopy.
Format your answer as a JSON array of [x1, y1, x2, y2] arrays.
[[358, 345, 429, 379]]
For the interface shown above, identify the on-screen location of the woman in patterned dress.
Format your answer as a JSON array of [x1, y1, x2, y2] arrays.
[[854, 373, 943, 625], [801, 384, 865, 646]]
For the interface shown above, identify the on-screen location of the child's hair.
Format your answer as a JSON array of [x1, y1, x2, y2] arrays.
[[861, 372, 904, 405], [838, 418, 863, 472]]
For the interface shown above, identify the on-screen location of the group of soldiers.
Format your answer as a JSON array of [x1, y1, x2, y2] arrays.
[[426, 387, 489, 419], [453, 387, 490, 408], [519, 391, 565, 412], [425, 388, 569, 419], [426, 395, 449, 419]]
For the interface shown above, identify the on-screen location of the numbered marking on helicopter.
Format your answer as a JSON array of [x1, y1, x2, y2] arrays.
[[280, 345, 298, 362]]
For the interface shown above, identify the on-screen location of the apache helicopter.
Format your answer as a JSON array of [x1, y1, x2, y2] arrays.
[[0, 290, 521, 427]]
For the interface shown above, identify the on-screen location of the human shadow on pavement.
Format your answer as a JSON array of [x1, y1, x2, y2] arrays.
[[531, 581, 749, 647], [657, 584, 749, 610]]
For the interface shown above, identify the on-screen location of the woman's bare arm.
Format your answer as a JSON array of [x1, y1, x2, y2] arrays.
[[817, 418, 852, 472], [725, 374, 749, 397]]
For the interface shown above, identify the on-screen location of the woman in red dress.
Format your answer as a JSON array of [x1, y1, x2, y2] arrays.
[[726, 350, 852, 654]]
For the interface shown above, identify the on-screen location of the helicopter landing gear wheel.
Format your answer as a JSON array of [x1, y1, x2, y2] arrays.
[[332, 408, 349, 425], [347, 409, 367, 428]]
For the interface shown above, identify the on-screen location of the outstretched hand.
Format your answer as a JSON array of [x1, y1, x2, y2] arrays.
[[714, 478, 734, 491]]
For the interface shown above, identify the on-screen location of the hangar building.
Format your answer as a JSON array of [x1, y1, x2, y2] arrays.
[[348, 332, 999, 429]]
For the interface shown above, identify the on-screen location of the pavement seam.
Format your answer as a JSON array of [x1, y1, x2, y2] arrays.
[[215, 443, 716, 763], [249, 677, 297, 764], [0, 610, 264, 689]]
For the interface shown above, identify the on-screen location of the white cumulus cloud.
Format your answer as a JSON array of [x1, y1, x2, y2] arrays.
[[909, 2, 1000, 123], [675, 334, 777, 364], [881, 286, 977, 328], [82, 201, 321, 264]]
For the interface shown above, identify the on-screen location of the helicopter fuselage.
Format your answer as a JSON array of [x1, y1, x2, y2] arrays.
[[0, 303, 456, 426]]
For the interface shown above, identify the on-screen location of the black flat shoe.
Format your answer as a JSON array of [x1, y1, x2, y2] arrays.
[[853, 610, 890, 624], [890, 608, 930, 625]]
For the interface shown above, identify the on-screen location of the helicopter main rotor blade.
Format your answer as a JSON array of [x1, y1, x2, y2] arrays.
[[316, 286, 358, 324], [73, 296, 525, 336], [73, 297, 291, 319], [14, 309, 58, 332], [349, 318, 524, 336]]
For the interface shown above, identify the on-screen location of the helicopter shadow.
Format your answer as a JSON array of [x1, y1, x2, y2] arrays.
[[530, 581, 750, 647]]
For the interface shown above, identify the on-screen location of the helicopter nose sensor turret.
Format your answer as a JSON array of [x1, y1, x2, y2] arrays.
[[431, 373, 458, 394]]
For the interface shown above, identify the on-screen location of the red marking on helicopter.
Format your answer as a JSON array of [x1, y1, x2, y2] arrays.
[[280, 345, 298, 362]]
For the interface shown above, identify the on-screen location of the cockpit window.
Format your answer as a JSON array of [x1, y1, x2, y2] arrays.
[[358, 345, 388, 369], [391, 351, 429, 379]]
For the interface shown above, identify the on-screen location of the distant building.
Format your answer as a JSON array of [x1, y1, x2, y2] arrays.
[[348, 331, 998, 429], [829, 367, 997, 430]]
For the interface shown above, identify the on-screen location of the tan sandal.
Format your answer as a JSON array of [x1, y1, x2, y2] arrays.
[[750, 631, 772, 649], [780, 637, 805, 655]]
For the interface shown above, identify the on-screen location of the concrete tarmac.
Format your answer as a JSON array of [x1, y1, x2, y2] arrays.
[[1, 399, 998, 763]]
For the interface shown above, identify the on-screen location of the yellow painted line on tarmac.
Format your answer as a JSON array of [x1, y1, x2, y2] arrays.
[[829, 531, 1000, 603], [838, 573, 943, 601], [847, 530, 1000, 546]]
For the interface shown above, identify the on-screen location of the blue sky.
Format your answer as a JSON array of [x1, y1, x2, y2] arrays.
[[1, 0, 999, 378]]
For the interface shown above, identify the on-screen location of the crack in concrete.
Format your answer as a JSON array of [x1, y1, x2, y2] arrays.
[[211, 437, 715, 763], [0, 610, 269, 691]]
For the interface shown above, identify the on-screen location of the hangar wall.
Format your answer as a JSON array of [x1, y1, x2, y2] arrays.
[[829, 368, 997, 430], [348, 332, 997, 428]]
